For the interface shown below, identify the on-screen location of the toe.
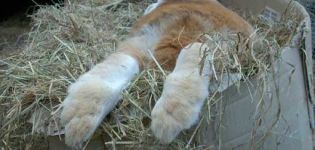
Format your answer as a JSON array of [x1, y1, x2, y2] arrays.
[[151, 107, 183, 144], [64, 115, 99, 148]]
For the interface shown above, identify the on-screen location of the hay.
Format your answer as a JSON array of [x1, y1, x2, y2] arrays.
[[0, 0, 301, 149]]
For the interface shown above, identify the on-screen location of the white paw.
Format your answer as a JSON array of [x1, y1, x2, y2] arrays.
[[150, 97, 200, 144], [150, 54, 209, 144], [60, 77, 121, 148]]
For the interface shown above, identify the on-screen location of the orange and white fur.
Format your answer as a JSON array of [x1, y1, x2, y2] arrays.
[[60, 0, 253, 148]]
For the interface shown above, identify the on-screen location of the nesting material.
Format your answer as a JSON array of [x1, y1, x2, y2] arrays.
[[0, 0, 301, 149]]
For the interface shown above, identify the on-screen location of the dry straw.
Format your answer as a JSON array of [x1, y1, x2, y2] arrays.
[[0, 0, 300, 149]]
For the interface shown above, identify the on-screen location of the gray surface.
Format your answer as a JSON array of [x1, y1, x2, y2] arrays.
[[198, 46, 313, 150], [296, 0, 315, 50]]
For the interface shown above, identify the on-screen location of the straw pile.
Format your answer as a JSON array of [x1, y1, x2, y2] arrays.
[[0, 0, 301, 149]]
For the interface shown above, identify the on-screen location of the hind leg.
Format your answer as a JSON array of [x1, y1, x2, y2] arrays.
[[60, 51, 140, 148], [60, 39, 151, 148], [151, 42, 212, 144]]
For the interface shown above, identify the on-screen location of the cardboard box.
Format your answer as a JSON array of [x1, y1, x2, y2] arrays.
[[197, 0, 314, 149]]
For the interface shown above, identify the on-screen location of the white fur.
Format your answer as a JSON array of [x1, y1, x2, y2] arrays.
[[60, 53, 139, 148], [144, 0, 218, 15], [151, 43, 211, 144], [123, 25, 161, 54], [144, 0, 164, 15], [89, 53, 139, 90]]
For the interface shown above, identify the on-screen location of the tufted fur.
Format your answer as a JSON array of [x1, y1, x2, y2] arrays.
[[60, 0, 253, 148]]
